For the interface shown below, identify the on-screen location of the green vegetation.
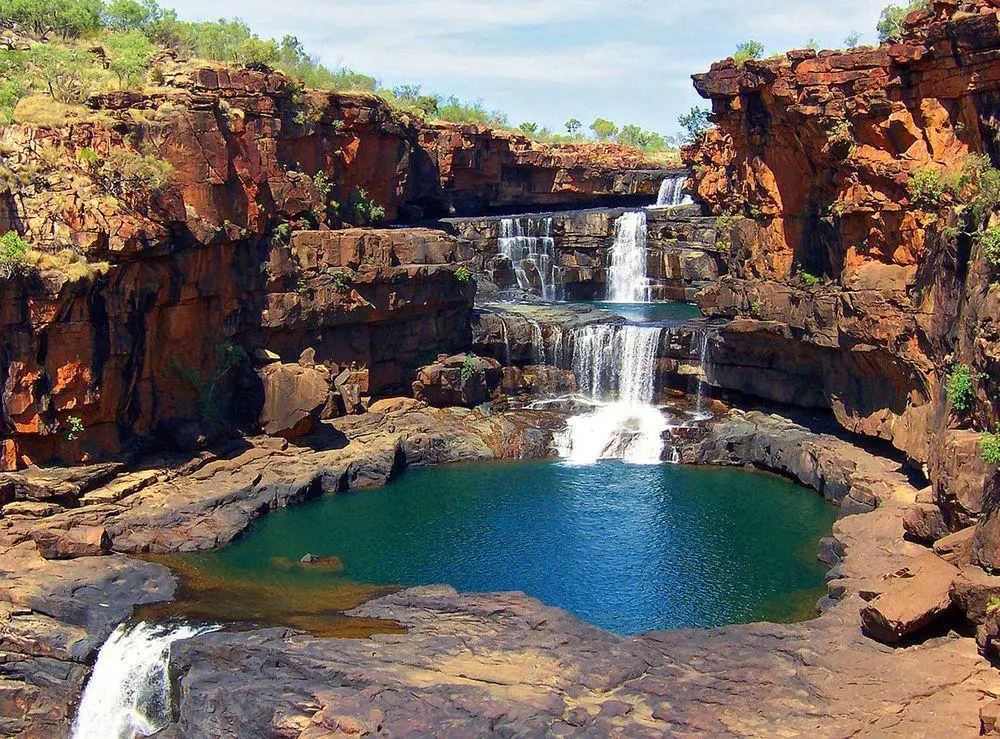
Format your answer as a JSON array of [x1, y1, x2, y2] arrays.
[[877, 1, 929, 43], [460, 354, 477, 381], [454, 265, 471, 283], [797, 270, 821, 286], [678, 106, 712, 144], [104, 28, 156, 87], [907, 166, 947, 210], [344, 187, 384, 227], [168, 341, 248, 423], [328, 268, 351, 292], [97, 147, 173, 197], [63, 415, 84, 441], [977, 227, 1000, 269], [844, 31, 862, 48], [565, 118, 581, 135], [733, 40, 765, 66], [945, 364, 977, 411], [590, 118, 617, 141], [987, 596, 1000, 616], [981, 431, 1000, 465], [0, 231, 33, 279]]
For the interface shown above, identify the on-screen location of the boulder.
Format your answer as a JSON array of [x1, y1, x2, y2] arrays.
[[981, 700, 1000, 736], [860, 553, 959, 643], [258, 363, 331, 437], [934, 526, 976, 564], [334, 368, 370, 415], [902, 502, 949, 543], [950, 566, 1000, 624], [411, 354, 502, 408], [32, 526, 111, 559]]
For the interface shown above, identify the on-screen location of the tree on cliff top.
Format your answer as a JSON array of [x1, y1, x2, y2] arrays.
[[590, 118, 617, 141], [876, 0, 930, 42], [733, 40, 764, 66], [678, 106, 711, 144]]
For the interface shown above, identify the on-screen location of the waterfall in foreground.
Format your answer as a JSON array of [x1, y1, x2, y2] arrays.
[[607, 211, 653, 303], [73, 621, 216, 739], [655, 175, 692, 207], [555, 324, 668, 465], [498, 217, 562, 301]]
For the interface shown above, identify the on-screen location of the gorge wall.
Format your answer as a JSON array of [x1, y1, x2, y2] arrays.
[[684, 0, 1000, 559], [0, 62, 671, 469]]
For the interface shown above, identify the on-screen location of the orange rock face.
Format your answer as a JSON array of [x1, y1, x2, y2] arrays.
[[686, 0, 1000, 553]]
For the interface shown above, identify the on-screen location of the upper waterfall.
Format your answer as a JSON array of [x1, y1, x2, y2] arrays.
[[607, 211, 652, 303], [655, 175, 692, 207], [498, 216, 563, 301]]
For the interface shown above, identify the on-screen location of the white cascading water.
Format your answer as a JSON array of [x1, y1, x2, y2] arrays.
[[607, 211, 653, 303], [73, 621, 217, 739], [654, 175, 693, 207], [498, 217, 562, 301], [555, 324, 668, 465], [695, 330, 711, 417]]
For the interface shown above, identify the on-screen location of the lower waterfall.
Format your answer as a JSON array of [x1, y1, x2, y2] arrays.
[[555, 324, 668, 465], [72, 621, 216, 739], [607, 211, 652, 303]]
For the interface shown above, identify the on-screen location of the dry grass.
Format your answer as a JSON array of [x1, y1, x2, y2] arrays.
[[30, 248, 112, 282], [13, 95, 114, 128]]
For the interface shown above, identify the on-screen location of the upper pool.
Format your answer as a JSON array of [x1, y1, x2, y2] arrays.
[[162, 459, 837, 635], [584, 301, 703, 324]]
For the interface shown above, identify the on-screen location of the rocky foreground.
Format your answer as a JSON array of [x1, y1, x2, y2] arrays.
[[2, 400, 998, 737]]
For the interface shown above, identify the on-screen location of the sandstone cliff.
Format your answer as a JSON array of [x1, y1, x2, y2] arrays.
[[0, 60, 666, 469], [684, 0, 1000, 557]]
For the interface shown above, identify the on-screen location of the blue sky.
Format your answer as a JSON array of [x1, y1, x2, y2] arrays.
[[166, 0, 889, 139]]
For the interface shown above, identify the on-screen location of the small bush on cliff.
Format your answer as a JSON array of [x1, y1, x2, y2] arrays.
[[455, 266, 471, 283], [733, 40, 764, 66], [678, 106, 711, 144], [0, 231, 33, 279], [977, 227, 1000, 270], [344, 187, 385, 227], [981, 432, 1000, 466], [956, 155, 1000, 229], [590, 118, 618, 141], [907, 167, 947, 210], [945, 364, 977, 411], [168, 341, 249, 423], [460, 355, 477, 381], [328, 268, 351, 292], [797, 270, 821, 287], [63, 415, 84, 441]]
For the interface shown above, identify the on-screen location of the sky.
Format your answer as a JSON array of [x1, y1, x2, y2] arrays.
[[166, 0, 890, 139]]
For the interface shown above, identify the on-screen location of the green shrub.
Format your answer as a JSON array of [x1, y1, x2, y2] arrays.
[[1, 0, 104, 39], [455, 265, 471, 283], [907, 166, 947, 210], [733, 40, 765, 66], [328, 268, 351, 292], [877, 1, 929, 43], [28, 44, 88, 102], [798, 270, 821, 286], [344, 187, 384, 226], [844, 32, 862, 48], [460, 354, 477, 381], [0, 231, 32, 279], [957, 154, 1000, 228], [981, 431, 1000, 465], [945, 364, 976, 411], [590, 118, 617, 141], [168, 341, 248, 422], [678, 106, 711, 144], [977, 227, 1000, 270], [63, 415, 84, 441], [104, 29, 156, 88]]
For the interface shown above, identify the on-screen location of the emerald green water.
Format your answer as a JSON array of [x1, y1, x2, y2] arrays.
[[586, 301, 703, 323], [171, 460, 837, 635]]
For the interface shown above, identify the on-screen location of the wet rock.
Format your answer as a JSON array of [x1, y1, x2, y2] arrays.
[[860, 554, 959, 643]]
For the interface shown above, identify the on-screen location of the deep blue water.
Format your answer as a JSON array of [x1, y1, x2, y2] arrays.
[[178, 460, 837, 635]]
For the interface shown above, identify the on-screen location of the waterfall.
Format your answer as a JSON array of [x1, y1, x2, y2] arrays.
[[607, 211, 653, 304], [555, 324, 668, 465], [695, 330, 711, 416], [73, 621, 217, 739], [655, 175, 692, 207], [498, 217, 562, 301], [528, 319, 545, 364]]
